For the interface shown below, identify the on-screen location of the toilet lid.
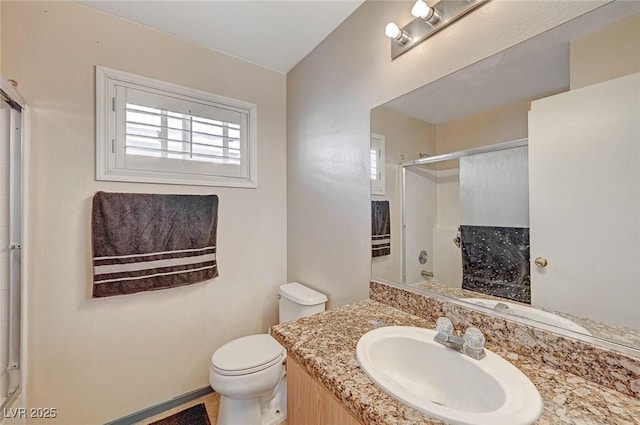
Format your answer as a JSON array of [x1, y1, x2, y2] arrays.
[[211, 334, 285, 376]]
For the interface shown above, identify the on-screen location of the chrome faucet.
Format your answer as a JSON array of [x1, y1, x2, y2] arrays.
[[433, 318, 464, 350], [421, 270, 434, 280], [434, 317, 486, 360]]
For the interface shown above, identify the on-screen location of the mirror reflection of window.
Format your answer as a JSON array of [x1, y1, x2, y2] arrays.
[[370, 133, 385, 195]]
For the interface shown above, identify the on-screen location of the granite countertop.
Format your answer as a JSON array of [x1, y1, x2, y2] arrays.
[[271, 299, 640, 425], [410, 281, 640, 349]]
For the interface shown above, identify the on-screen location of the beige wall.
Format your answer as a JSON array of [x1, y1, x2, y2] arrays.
[[2, 2, 286, 424], [0, 0, 3, 73], [436, 99, 529, 152], [287, 0, 606, 306], [370, 107, 435, 282], [570, 13, 640, 90], [434, 98, 530, 170], [371, 107, 436, 164]]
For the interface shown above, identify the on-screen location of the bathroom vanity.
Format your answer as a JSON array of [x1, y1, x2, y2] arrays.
[[271, 282, 640, 424], [286, 354, 362, 425]]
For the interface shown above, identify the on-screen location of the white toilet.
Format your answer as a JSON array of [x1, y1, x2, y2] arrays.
[[209, 282, 328, 425]]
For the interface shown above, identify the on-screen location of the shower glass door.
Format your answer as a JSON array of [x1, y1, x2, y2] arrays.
[[1, 86, 23, 410]]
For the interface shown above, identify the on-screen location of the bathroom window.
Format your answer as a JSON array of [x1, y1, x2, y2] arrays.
[[96, 67, 257, 187], [371, 133, 385, 195]]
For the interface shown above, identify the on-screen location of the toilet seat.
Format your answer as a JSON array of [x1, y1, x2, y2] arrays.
[[211, 334, 285, 376]]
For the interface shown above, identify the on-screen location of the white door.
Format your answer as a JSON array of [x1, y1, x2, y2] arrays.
[[528, 72, 640, 329]]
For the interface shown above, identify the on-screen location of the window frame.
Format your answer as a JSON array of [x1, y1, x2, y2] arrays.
[[371, 133, 386, 196], [96, 66, 258, 188]]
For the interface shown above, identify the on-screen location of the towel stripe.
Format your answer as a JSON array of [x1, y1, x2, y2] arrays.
[[94, 261, 215, 281], [94, 247, 216, 266], [94, 265, 216, 285], [94, 246, 216, 261], [94, 253, 216, 275], [372, 238, 390, 245]]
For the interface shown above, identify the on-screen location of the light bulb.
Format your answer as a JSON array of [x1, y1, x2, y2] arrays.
[[411, 0, 431, 19], [385, 22, 401, 40], [411, 0, 441, 25], [385, 22, 409, 44]]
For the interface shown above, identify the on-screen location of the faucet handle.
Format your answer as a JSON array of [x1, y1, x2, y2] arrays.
[[463, 327, 486, 350], [435, 317, 454, 335]]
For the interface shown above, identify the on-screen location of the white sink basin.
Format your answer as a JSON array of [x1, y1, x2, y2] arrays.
[[356, 326, 542, 425], [461, 298, 592, 336]]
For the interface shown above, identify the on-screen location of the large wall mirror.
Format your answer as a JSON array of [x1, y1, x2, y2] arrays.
[[371, 1, 640, 354]]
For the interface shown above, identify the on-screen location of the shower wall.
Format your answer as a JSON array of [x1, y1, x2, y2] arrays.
[[459, 147, 529, 228], [432, 168, 462, 288], [403, 166, 463, 287], [404, 167, 437, 284]]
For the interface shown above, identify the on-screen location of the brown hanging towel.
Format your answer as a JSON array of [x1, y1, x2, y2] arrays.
[[91, 192, 219, 298], [371, 200, 390, 257]]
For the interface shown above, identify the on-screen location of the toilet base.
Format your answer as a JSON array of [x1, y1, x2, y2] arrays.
[[259, 402, 286, 425], [217, 375, 286, 425], [218, 397, 261, 425]]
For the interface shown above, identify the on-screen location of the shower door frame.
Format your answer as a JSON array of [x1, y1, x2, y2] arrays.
[[0, 77, 28, 412], [400, 138, 528, 285]]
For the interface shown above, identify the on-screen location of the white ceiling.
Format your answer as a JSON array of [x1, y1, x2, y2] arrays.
[[382, 1, 640, 125], [77, 0, 364, 73]]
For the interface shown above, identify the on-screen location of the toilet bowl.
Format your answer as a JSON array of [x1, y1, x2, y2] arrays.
[[209, 334, 287, 425], [209, 282, 327, 425]]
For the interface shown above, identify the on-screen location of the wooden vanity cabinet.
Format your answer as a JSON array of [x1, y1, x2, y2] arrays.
[[286, 354, 363, 425]]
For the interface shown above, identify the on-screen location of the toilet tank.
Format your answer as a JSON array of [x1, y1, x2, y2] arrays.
[[278, 282, 328, 324]]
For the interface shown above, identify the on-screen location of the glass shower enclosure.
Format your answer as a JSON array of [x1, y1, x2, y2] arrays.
[[401, 139, 531, 303], [1, 80, 24, 411]]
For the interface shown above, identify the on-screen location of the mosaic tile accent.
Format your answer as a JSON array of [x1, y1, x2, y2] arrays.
[[272, 299, 640, 425], [370, 280, 640, 399], [460, 225, 530, 303]]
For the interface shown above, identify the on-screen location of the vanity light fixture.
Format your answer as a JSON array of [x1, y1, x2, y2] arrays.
[[385, 0, 490, 59]]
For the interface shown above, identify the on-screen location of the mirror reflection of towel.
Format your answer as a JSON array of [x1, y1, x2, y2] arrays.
[[372, 201, 390, 257], [460, 225, 530, 304], [91, 192, 219, 298]]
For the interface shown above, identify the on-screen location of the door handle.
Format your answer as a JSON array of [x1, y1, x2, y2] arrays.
[[534, 257, 548, 267]]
